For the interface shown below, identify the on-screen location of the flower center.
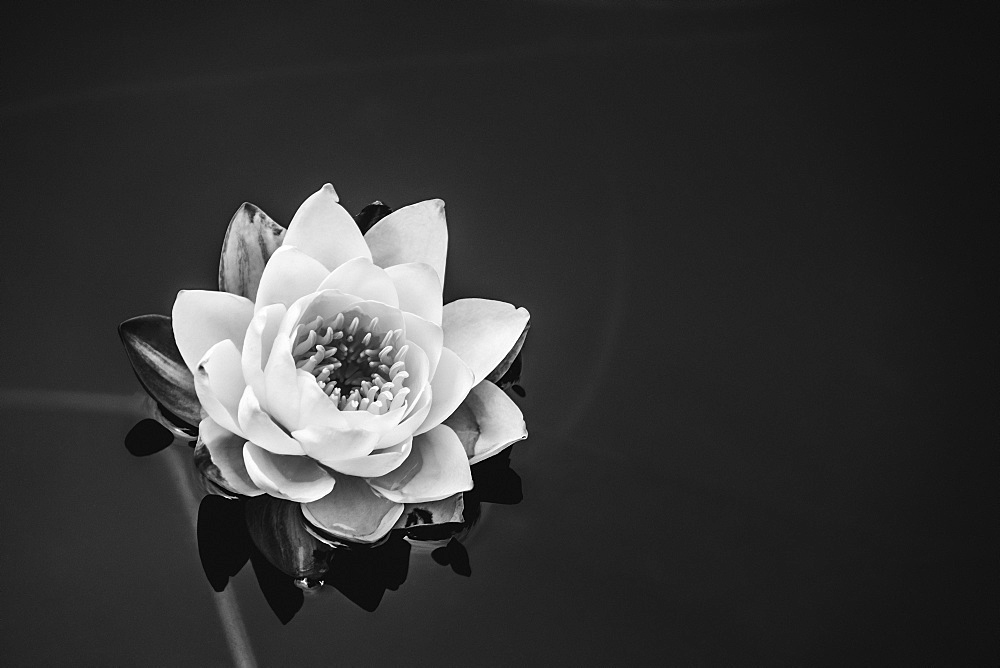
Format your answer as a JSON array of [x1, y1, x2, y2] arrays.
[[290, 312, 410, 415]]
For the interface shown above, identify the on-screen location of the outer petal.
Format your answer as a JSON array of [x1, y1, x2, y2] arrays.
[[385, 262, 443, 325], [442, 299, 530, 386], [316, 257, 399, 307], [443, 381, 527, 464], [283, 183, 372, 270], [218, 202, 286, 301], [415, 347, 474, 436], [194, 417, 264, 497], [301, 472, 405, 544], [193, 339, 247, 436], [318, 438, 413, 478], [172, 290, 254, 373], [254, 246, 330, 312], [364, 199, 448, 283], [237, 386, 305, 456], [242, 442, 335, 503], [367, 425, 473, 504]]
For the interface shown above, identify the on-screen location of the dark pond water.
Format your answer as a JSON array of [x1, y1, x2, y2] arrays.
[[1, 3, 995, 665]]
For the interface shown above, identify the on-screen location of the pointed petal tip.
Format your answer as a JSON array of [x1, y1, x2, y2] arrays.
[[322, 183, 339, 201]]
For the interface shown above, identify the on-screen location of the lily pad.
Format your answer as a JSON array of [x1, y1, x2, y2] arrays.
[[118, 314, 201, 426], [218, 202, 286, 300]]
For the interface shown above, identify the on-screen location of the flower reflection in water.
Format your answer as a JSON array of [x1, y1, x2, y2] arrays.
[[125, 418, 523, 622]]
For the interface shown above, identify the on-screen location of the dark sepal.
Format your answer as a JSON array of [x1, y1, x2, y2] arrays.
[[124, 419, 174, 457], [218, 202, 286, 300], [244, 495, 334, 580], [354, 201, 393, 235], [118, 314, 201, 426], [197, 495, 251, 592]]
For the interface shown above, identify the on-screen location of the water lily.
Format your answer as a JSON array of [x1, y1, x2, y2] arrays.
[[121, 184, 529, 545]]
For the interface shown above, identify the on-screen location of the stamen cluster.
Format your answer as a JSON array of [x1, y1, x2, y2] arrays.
[[291, 312, 410, 416]]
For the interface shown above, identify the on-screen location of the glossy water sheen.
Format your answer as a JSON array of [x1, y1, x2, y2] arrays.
[[0, 3, 994, 665]]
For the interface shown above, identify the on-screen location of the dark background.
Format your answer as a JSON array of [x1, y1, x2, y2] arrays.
[[1, 2, 995, 665]]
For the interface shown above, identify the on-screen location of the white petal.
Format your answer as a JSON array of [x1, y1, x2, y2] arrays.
[[172, 290, 254, 373], [241, 303, 286, 399], [316, 438, 413, 478], [316, 257, 399, 307], [253, 246, 330, 312], [283, 183, 372, 270], [242, 442, 335, 503], [376, 387, 432, 448], [443, 381, 527, 464], [385, 262, 443, 324], [196, 417, 263, 497], [291, 424, 380, 467], [364, 199, 448, 283], [193, 339, 247, 436], [237, 386, 305, 455], [301, 473, 404, 544], [295, 372, 405, 435], [441, 299, 530, 385], [415, 346, 474, 436], [278, 289, 364, 342], [403, 312, 443, 380], [260, 329, 302, 431], [400, 339, 431, 404], [367, 425, 473, 504]]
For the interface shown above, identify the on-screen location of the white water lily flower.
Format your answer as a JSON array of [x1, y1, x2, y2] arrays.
[[171, 184, 529, 542]]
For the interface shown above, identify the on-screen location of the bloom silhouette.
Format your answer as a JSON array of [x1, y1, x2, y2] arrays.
[[123, 183, 529, 544]]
